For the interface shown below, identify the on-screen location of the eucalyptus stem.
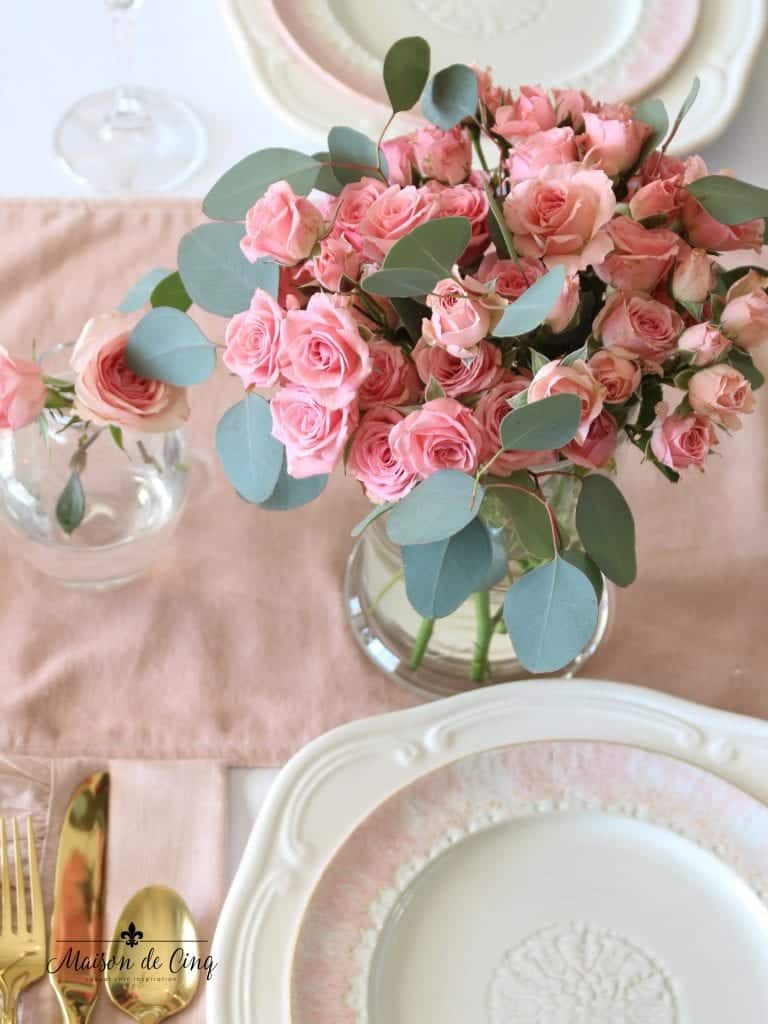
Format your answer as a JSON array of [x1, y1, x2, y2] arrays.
[[409, 617, 435, 670], [366, 569, 404, 616], [471, 590, 493, 683]]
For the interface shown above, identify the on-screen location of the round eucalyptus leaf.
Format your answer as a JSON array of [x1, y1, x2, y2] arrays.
[[491, 486, 554, 560], [126, 307, 216, 386], [312, 152, 344, 196], [422, 63, 479, 130], [178, 223, 279, 316], [632, 97, 669, 167], [383, 36, 430, 113], [362, 268, 438, 298], [258, 460, 328, 511], [150, 271, 192, 312], [118, 267, 172, 312], [561, 547, 604, 602], [685, 176, 768, 226], [503, 557, 598, 673], [382, 216, 471, 277], [203, 149, 320, 220], [387, 470, 484, 545], [492, 266, 566, 337], [576, 474, 637, 587], [327, 127, 388, 185], [500, 394, 582, 451], [403, 518, 492, 618], [216, 395, 284, 504]]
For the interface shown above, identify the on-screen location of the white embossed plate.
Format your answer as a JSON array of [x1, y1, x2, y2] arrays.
[[209, 682, 768, 1024], [292, 741, 768, 1024]]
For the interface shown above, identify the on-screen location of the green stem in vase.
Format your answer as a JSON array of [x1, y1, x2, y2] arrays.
[[409, 617, 435, 670], [471, 590, 493, 683]]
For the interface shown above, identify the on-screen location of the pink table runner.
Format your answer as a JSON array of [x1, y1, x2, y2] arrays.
[[1, 198, 766, 769]]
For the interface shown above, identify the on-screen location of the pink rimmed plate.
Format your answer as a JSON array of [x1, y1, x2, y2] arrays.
[[291, 741, 768, 1024]]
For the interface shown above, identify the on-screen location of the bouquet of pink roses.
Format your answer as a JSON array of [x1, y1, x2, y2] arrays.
[[117, 36, 768, 674]]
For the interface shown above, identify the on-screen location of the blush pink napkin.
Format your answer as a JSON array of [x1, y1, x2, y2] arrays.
[[2, 755, 226, 1023], [0, 198, 767, 773]]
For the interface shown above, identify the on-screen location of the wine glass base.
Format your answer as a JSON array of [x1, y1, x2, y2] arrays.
[[54, 87, 207, 193]]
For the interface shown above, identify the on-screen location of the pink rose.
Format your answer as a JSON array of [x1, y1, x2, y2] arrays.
[[594, 216, 679, 292], [473, 65, 505, 115], [422, 278, 502, 357], [70, 313, 189, 433], [724, 268, 768, 301], [223, 288, 284, 388], [506, 127, 577, 182], [380, 136, 414, 186], [476, 253, 545, 300], [241, 182, 326, 266], [270, 385, 358, 478], [329, 177, 388, 251], [0, 346, 47, 430], [720, 282, 768, 350], [681, 168, 764, 252], [390, 397, 483, 477], [547, 272, 581, 333], [280, 293, 371, 409], [564, 409, 618, 468], [308, 236, 363, 290], [411, 126, 472, 186], [494, 87, 556, 142], [359, 185, 440, 262], [688, 365, 755, 429], [358, 339, 420, 409], [677, 322, 730, 366], [580, 111, 651, 176], [671, 246, 715, 304], [347, 405, 417, 503], [278, 266, 309, 310], [593, 291, 684, 363], [475, 376, 554, 474], [527, 359, 605, 444], [587, 350, 641, 403], [651, 406, 717, 472], [628, 178, 680, 222], [432, 184, 490, 263], [553, 89, 594, 130], [503, 163, 616, 272], [412, 337, 503, 397]]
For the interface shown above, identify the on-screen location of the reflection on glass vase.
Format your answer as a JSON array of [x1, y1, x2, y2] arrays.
[[0, 412, 188, 588], [345, 469, 611, 699]]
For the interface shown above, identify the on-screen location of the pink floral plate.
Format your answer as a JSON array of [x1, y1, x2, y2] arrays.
[[291, 740, 768, 1024]]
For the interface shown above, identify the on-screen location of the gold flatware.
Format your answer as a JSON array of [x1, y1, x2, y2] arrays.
[[49, 772, 110, 1024], [0, 817, 46, 1024], [105, 886, 200, 1023]]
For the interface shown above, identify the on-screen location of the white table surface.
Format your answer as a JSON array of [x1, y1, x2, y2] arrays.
[[4, 1, 768, 878]]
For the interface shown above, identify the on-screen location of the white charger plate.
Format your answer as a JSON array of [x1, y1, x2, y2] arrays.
[[209, 680, 768, 1024], [221, 0, 766, 154]]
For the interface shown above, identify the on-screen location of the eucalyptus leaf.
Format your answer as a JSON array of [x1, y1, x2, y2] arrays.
[[476, 527, 511, 591], [387, 470, 484, 545], [109, 425, 125, 451], [118, 267, 172, 312], [422, 63, 479, 130], [383, 36, 430, 113], [126, 307, 217, 386], [576, 473, 637, 587], [492, 265, 566, 337], [500, 393, 581, 451], [258, 458, 328, 510], [632, 97, 669, 167], [178, 223, 279, 315], [635, 375, 663, 431], [685, 176, 768, 225], [403, 518, 492, 618], [561, 547, 604, 602], [362, 268, 438, 298], [203, 149, 320, 220], [391, 297, 427, 341], [215, 394, 284, 504], [425, 377, 446, 401], [728, 346, 765, 389], [312, 151, 344, 196], [561, 341, 589, 367], [55, 472, 85, 535], [503, 556, 598, 673], [664, 77, 700, 150], [383, 216, 471, 276], [491, 486, 554, 560], [150, 271, 192, 312], [351, 501, 394, 537], [328, 126, 388, 185], [529, 349, 549, 375]]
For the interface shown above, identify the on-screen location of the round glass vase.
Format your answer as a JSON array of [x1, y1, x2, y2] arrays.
[[344, 472, 611, 699], [0, 413, 188, 588]]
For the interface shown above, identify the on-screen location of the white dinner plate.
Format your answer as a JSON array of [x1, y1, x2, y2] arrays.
[[209, 680, 768, 1024]]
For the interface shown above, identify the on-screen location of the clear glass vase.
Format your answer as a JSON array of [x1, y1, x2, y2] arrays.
[[0, 413, 188, 588], [344, 470, 611, 699]]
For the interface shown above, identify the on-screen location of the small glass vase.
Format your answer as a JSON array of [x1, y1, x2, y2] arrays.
[[0, 413, 188, 588], [344, 470, 611, 699]]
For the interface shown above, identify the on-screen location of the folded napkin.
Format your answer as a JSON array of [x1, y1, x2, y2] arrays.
[[1, 755, 227, 1023]]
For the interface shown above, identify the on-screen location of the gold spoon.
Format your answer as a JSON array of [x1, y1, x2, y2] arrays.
[[105, 886, 200, 1023]]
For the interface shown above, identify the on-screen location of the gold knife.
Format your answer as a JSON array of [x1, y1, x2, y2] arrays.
[[48, 772, 110, 1024]]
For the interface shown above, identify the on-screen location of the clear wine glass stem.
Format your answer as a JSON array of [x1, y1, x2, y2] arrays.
[[106, 0, 147, 131]]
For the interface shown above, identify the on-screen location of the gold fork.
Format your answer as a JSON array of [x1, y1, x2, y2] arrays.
[[0, 818, 46, 1024]]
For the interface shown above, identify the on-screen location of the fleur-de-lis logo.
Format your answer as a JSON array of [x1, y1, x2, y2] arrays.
[[121, 921, 144, 948]]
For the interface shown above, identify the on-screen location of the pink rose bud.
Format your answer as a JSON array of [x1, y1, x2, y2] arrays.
[[223, 289, 285, 388], [651, 406, 717, 472], [493, 87, 556, 142], [688, 364, 755, 430], [358, 339, 421, 409], [592, 291, 684, 363], [280, 293, 371, 409], [347, 405, 418, 503], [671, 246, 715, 304], [587, 350, 641, 403], [472, 64, 505, 115], [594, 216, 679, 293], [70, 313, 189, 433], [677, 322, 730, 366], [475, 375, 554, 474], [506, 127, 577, 182], [503, 163, 616, 272], [412, 337, 503, 398], [410, 126, 472, 186], [422, 278, 503, 357], [359, 184, 440, 262], [431, 184, 490, 263], [580, 111, 651, 176], [564, 409, 618, 469], [308, 236, 363, 291], [0, 346, 47, 430], [527, 359, 605, 445], [389, 397, 484, 477], [553, 88, 594, 130], [380, 135, 415, 186], [270, 385, 358, 478], [720, 285, 768, 351], [548, 272, 581, 333], [628, 178, 680, 222], [241, 182, 326, 267]]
